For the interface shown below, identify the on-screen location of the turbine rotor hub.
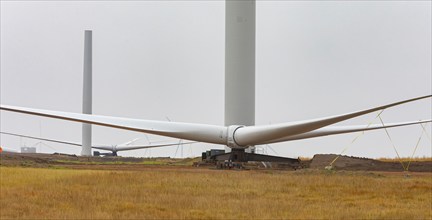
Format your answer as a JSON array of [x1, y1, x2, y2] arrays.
[[227, 125, 245, 149]]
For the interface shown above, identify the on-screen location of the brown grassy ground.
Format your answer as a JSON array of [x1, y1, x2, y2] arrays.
[[1, 166, 431, 219], [377, 157, 432, 162]]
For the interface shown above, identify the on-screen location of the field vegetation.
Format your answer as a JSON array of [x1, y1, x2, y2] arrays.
[[1, 166, 431, 219], [53, 157, 199, 166], [377, 156, 432, 162]]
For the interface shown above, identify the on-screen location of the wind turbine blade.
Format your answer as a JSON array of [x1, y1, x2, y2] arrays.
[[2, 131, 198, 153], [1, 95, 430, 148], [119, 138, 140, 146], [261, 120, 432, 144], [234, 95, 431, 146], [0, 105, 226, 145], [95, 141, 198, 152], [1, 131, 82, 147]]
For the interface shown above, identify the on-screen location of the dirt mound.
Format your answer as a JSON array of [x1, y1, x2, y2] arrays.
[[310, 154, 432, 172]]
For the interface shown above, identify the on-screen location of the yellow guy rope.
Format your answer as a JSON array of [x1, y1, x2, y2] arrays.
[[405, 124, 426, 171], [329, 110, 385, 167], [406, 123, 432, 171], [378, 115, 407, 171], [420, 123, 431, 142]]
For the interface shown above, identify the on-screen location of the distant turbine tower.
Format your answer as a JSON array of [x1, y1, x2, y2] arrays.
[[81, 30, 92, 156], [225, 0, 255, 153]]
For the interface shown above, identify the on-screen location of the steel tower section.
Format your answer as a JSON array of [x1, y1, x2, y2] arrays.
[[224, 1, 256, 152], [81, 30, 92, 156]]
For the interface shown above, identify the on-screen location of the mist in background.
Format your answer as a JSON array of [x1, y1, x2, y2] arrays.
[[1, 1, 431, 158]]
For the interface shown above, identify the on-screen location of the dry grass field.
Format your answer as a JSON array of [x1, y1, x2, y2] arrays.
[[378, 156, 432, 162], [1, 166, 431, 219]]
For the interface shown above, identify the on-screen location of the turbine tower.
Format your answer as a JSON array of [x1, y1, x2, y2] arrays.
[[225, 0, 255, 153], [81, 30, 92, 156]]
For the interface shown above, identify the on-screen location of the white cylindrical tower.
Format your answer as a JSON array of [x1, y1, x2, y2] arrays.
[[225, 0, 256, 152], [81, 30, 92, 156]]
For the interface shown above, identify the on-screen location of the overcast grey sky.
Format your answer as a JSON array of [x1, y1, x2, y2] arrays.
[[1, 1, 431, 158]]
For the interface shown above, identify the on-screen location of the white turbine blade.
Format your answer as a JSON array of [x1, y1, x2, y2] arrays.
[[0, 105, 226, 145], [2, 131, 198, 153], [105, 141, 197, 152], [1, 95, 430, 148], [120, 138, 140, 146], [234, 95, 431, 146], [261, 120, 432, 144], [1, 131, 82, 147]]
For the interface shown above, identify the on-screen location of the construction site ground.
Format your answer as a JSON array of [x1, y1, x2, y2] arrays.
[[0, 152, 430, 172]]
